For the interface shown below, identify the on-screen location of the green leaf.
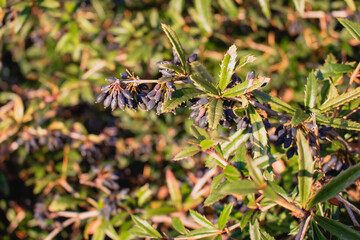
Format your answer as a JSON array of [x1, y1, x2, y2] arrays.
[[320, 63, 354, 75], [224, 165, 241, 181], [129, 226, 155, 238], [304, 70, 317, 109], [292, 0, 304, 14], [0, 0, 7, 7], [173, 146, 200, 160], [207, 98, 223, 130], [296, 130, 314, 208], [189, 210, 216, 229], [253, 90, 295, 113], [172, 218, 187, 234], [313, 215, 360, 240], [316, 116, 360, 131], [217, 0, 237, 18], [247, 158, 265, 186], [218, 203, 233, 230], [0, 172, 9, 195], [221, 128, 249, 159], [240, 209, 254, 230], [190, 61, 216, 84], [260, 229, 276, 240], [223, 77, 271, 97], [344, 0, 356, 11], [308, 162, 360, 209], [218, 44, 237, 91], [311, 220, 327, 240], [318, 87, 360, 112], [131, 215, 162, 238], [338, 18, 360, 42], [236, 55, 256, 71], [48, 196, 86, 212], [190, 74, 219, 95], [248, 105, 268, 159], [194, 0, 212, 34], [161, 24, 187, 69], [200, 139, 216, 150], [219, 180, 261, 195], [158, 62, 185, 75], [186, 228, 219, 238], [258, 0, 271, 18], [291, 108, 309, 127], [162, 88, 205, 113], [191, 125, 210, 141], [249, 218, 261, 240], [105, 223, 121, 240]]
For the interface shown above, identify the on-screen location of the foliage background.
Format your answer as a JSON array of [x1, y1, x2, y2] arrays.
[[0, 0, 360, 239]]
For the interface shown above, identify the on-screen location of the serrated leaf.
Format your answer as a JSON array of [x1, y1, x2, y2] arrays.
[[218, 203, 233, 230], [318, 87, 360, 112], [249, 218, 261, 240], [189, 210, 216, 229], [158, 62, 185, 75], [236, 55, 256, 71], [218, 0, 237, 18], [258, 0, 271, 18], [313, 215, 360, 240], [253, 90, 295, 113], [224, 165, 241, 181], [305, 70, 317, 109], [166, 169, 182, 209], [131, 215, 162, 238], [186, 228, 219, 238], [190, 61, 216, 84], [315, 112, 360, 131], [172, 218, 187, 234], [219, 180, 261, 195], [129, 226, 155, 238], [292, 0, 304, 14], [190, 74, 219, 95], [248, 105, 268, 159], [247, 158, 264, 186], [221, 128, 249, 159], [311, 221, 327, 240], [194, 0, 212, 34], [223, 77, 271, 97], [200, 139, 216, 150], [291, 108, 309, 126], [173, 146, 200, 160], [162, 88, 205, 112], [204, 189, 227, 206], [338, 18, 360, 42], [240, 209, 254, 230], [218, 45, 237, 91], [296, 130, 314, 208], [207, 98, 223, 130], [190, 125, 210, 141], [320, 63, 354, 75], [260, 229, 276, 240], [308, 162, 360, 209], [161, 24, 186, 70]]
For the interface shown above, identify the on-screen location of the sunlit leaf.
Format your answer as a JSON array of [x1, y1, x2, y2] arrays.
[[218, 44, 237, 91], [131, 215, 162, 238], [189, 210, 216, 229], [207, 98, 223, 130], [338, 18, 360, 42], [313, 215, 360, 240], [173, 146, 200, 160]]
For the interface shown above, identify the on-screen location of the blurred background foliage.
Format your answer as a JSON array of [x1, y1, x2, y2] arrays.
[[0, 0, 360, 239]]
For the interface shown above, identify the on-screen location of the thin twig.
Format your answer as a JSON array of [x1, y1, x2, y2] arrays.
[[336, 194, 360, 216], [249, 99, 290, 119], [295, 215, 311, 240], [274, 197, 306, 219], [311, 113, 322, 168], [326, 130, 360, 154], [344, 204, 360, 227], [345, 62, 360, 93]]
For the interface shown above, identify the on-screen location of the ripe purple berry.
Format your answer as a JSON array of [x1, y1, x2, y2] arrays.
[[187, 53, 198, 63], [120, 72, 129, 79], [106, 77, 118, 84], [147, 99, 156, 110], [155, 90, 162, 102], [96, 92, 107, 103], [103, 95, 112, 108], [122, 89, 133, 100]]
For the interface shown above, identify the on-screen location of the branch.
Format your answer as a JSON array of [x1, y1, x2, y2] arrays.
[[274, 197, 306, 219], [295, 215, 311, 240]]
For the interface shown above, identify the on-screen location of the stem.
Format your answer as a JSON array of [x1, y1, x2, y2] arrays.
[[204, 148, 228, 167], [121, 79, 193, 84], [249, 99, 290, 119], [336, 194, 360, 216], [295, 215, 311, 240], [274, 197, 306, 218], [311, 113, 322, 168]]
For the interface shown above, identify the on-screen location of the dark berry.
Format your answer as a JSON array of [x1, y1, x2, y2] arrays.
[[104, 95, 112, 108], [122, 89, 133, 100], [147, 90, 156, 98], [156, 102, 162, 115], [96, 92, 107, 103], [284, 138, 292, 148], [120, 73, 129, 79], [187, 53, 198, 63], [287, 147, 295, 158], [155, 90, 162, 102], [189, 109, 199, 119], [168, 91, 173, 100], [166, 81, 175, 90], [246, 70, 255, 81], [106, 77, 118, 83], [138, 83, 149, 90], [198, 98, 209, 105], [111, 98, 117, 111], [147, 99, 156, 110]]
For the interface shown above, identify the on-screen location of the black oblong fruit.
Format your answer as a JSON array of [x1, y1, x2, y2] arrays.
[[172, 48, 181, 65], [101, 84, 110, 91], [154, 84, 161, 91], [111, 98, 117, 111], [117, 93, 126, 110], [103, 95, 112, 108], [189, 109, 199, 119], [147, 99, 156, 111], [246, 70, 255, 81], [122, 89, 133, 100], [156, 102, 162, 115], [147, 89, 156, 98], [155, 90, 162, 102], [231, 73, 242, 84], [96, 92, 107, 103], [138, 102, 146, 110], [166, 81, 175, 90], [283, 138, 292, 148], [198, 98, 209, 105], [287, 147, 295, 158], [187, 53, 198, 63], [106, 77, 118, 83], [138, 83, 149, 90], [199, 115, 208, 128], [168, 91, 173, 100], [120, 72, 129, 79]]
